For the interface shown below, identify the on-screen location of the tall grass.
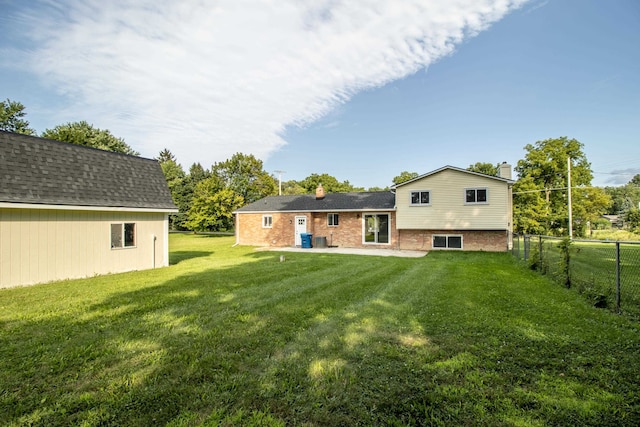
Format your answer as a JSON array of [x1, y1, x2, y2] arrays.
[[1, 234, 639, 426]]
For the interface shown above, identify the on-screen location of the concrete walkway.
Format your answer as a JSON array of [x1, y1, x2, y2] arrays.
[[256, 246, 427, 258]]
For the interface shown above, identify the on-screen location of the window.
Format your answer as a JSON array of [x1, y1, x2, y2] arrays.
[[410, 190, 430, 205], [111, 223, 136, 248], [465, 188, 488, 204], [433, 235, 463, 250], [328, 213, 339, 226], [262, 215, 273, 228]]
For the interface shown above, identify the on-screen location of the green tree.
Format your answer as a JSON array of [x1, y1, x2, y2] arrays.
[[212, 153, 277, 204], [42, 121, 139, 155], [186, 177, 243, 232], [513, 137, 610, 237], [512, 176, 548, 235], [604, 175, 640, 215], [626, 208, 640, 233], [392, 171, 419, 185], [467, 162, 499, 176], [156, 149, 188, 230], [299, 173, 361, 193], [282, 180, 307, 195], [0, 99, 35, 135]]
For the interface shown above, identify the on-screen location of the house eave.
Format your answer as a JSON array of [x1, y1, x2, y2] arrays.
[[0, 201, 179, 213]]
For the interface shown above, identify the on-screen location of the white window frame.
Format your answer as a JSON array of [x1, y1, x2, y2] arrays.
[[327, 213, 339, 227], [465, 188, 488, 204], [111, 223, 136, 249], [262, 215, 273, 228], [432, 234, 463, 250], [363, 213, 391, 245], [410, 190, 431, 206]]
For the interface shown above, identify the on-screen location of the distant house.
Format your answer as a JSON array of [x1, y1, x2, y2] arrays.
[[601, 215, 622, 228], [0, 131, 178, 288], [234, 164, 514, 251]]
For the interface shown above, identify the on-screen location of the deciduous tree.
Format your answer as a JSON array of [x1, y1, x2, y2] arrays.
[[212, 153, 277, 204], [186, 177, 243, 232], [299, 173, 362, 193], [392, 171, 419, 185], [42, 121, 139, 155], [467, 162, 499, 176], [513, 137, 610, 236]]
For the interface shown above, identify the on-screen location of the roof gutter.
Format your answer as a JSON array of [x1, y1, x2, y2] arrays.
[[0, 202, 179, 213]]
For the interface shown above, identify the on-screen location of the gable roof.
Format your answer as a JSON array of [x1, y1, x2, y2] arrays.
[[0, 131, 177, 211], [236, 191, 395, 213], [391, 165, 514, 189]]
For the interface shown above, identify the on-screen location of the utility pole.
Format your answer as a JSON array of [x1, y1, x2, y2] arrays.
[[274, 170, 285, 195], [567, 157, 573, 239]]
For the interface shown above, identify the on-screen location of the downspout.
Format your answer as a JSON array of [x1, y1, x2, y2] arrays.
[[151, 234, 157, 268]]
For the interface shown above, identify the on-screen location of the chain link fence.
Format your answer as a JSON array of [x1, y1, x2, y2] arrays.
[[512, 234, 640, 319]]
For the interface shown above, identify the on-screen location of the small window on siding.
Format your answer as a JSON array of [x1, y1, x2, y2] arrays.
[[433, 235, 463, 250], [111, 223, 136, 248], [262, 215, 273, 228], [410, 190, 430, 205], [465, 188, 488, 204], [328, 213, 339, 226]]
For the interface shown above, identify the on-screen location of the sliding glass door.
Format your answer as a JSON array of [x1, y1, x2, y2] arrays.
[[363, 214, 389, 244]]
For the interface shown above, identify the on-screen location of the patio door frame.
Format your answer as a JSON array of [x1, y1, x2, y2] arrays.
[[362, 213, 390, 245]]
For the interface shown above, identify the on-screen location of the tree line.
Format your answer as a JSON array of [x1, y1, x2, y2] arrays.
[[3, 99, 638, 235]]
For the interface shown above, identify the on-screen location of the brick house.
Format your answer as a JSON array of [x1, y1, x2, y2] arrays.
[[0, 131, 178, 288], [235, 165, 514, 252]]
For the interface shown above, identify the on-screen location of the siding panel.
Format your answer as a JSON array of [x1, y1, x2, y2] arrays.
[[396, 169, 510, 230], [0, 208, 170, 288]]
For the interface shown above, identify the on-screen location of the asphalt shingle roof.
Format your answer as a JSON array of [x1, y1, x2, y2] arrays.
[[0, 131, 177, 210], [236, 191, 396, 212]]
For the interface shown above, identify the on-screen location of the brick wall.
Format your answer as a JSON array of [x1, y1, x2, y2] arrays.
[[236, 211, 398, 248], [237, 212, 507, 251], [398, 229, 509, 252]]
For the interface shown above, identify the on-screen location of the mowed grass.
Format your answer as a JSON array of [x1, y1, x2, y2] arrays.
[[1, 234, 639, 426]]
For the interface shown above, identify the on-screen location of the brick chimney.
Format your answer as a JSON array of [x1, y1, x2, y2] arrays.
[[316, 183, 325, 200], [498, 162, 512, 180]]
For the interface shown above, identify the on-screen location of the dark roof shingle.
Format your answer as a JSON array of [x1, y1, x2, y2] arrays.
[[0, 131, 177, 210], [236, 191, 395, 212]]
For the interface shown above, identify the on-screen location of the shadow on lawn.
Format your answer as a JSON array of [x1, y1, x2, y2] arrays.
[[1, 251, 639, 426], [169, 250, 214, 265]]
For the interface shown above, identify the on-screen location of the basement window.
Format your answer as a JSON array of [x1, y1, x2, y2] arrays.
[[262, 215, 273, 228], [433, 235, 463, 250], [111, 223, 136, 249]]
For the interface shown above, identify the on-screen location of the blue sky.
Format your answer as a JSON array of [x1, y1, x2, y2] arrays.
[[1, 0, 639, 189]]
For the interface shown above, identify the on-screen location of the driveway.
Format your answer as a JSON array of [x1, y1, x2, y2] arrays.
[[256, 246, 427, 258]]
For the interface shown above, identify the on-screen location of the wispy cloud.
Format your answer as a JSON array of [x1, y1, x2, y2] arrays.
[[605, 168, 640, 185], [8, 0, 527, 167]]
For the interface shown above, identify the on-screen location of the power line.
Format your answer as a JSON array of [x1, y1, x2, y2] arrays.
[[512, 186, 599, 195]]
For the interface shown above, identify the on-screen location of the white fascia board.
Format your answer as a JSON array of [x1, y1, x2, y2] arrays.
[[0, 202, 179, 213]]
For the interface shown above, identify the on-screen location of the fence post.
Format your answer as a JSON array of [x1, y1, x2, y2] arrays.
[[538, 237, 543, 273], [524, 234, 529, 261], [616, 241, 621, 313]]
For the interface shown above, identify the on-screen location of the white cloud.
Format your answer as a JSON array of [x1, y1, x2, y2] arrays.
[[13, 0, 527, 167]]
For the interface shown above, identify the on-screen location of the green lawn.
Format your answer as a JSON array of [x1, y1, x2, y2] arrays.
[[1, 234, 639, 426]]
